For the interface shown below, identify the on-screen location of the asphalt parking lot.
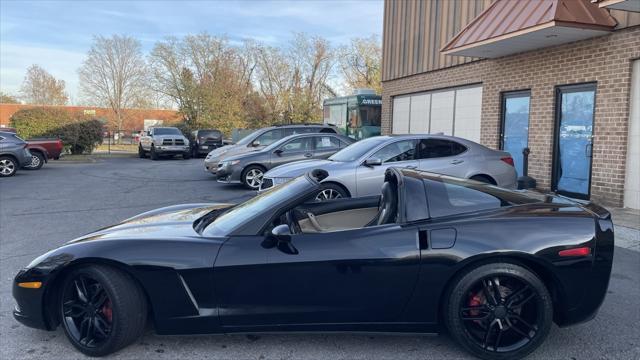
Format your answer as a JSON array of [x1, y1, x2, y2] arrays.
[[1, 157, 639, 360]]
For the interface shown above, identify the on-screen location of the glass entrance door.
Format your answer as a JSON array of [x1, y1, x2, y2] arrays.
[[501, 91, 531, 177], [552, 84, 596, 199]]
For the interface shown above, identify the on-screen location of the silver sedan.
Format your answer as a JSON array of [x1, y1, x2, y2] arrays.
[[260, 135, 517, 200]]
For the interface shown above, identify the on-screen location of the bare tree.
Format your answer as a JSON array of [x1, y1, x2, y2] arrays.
[[78, 35, 148, 132], [338, 35, 382, 94], [20, 64, 68, 105]]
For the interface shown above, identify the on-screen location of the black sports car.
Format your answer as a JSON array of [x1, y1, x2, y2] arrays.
[[13, 168, 614, 359]]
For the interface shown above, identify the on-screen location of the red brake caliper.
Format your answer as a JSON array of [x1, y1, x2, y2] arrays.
[[101, 299, 113, 323], [469, 292, 484, 323]]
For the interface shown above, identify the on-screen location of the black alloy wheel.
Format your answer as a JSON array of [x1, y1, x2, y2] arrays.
[[60, 265, 147, 356], [446, 263, 553, 360]]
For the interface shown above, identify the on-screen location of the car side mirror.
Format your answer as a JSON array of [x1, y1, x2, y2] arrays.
[[269, 224, 298, 255], [364, 158, 382, 167], [274, 149, 283, 156], [252, 140, 261, 147]]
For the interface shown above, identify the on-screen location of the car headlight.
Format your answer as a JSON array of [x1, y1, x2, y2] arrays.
[[222, 160, 241, 167]]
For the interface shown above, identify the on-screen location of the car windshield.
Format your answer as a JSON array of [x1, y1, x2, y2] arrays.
[[204, 176, 312, 236], [199, 130, 221, 138], [328, 136, 388, 162], [154, 128, 181, 135], [235, 129, 263, 145]]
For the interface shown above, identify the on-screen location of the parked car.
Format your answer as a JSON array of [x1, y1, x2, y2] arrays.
[[217, 133, 354, 189], [23, 138, 64, 170], [0, 131, 32, 177], [204, 123, 337, 174], [261, 135, 517, 201], [12, 168, 613, 359], [138, 127, 190, 160], [190, 129, 224, 158]]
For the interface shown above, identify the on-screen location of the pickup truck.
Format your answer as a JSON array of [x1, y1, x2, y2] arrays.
[[138, 127, 191, 160], [24, 138, 64, 170], [0, 128, 63, 170]]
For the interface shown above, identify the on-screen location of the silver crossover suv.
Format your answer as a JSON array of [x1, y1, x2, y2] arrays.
[[204, 124, 337, 175], [217, 133, 354, 189], [261, 135, 517, 200]]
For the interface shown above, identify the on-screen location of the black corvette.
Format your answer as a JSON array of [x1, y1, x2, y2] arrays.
[[13, 168, 614, 359]]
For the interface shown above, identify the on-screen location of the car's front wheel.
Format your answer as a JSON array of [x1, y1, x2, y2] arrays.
[[59, 265, 147, 357], [315, 183, 349, 201], [0, 156, 18, 177], [150, 145, 158, 160], [24, 152, 45, 170], [445, 262, 553, 360], [138, 145, 146, 158], [242, 165, 265, 190]]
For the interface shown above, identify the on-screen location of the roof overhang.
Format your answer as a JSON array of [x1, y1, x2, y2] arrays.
[[595, 0, 640, 12], [442, 21, 613, 58]]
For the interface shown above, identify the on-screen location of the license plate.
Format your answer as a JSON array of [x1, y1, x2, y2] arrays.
[[201, 146, 208, 149]]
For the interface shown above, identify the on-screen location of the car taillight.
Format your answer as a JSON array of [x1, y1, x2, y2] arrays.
[[558, 247, 591, 257], [501, 156, 514, 167]]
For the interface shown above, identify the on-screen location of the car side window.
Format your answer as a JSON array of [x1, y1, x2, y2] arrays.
[[319, 127, 337, 134], [314, 136, 340, 150], [425, 180, 504, 218], [371, 140, 417, 163], [281, 137, 313, 152], [418, 139, 467, 159], [256, 129, 283, 146]]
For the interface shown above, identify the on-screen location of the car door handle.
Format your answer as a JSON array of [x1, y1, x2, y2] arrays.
[[450, 159, 464, 165], [405, 165, 417, 169], [304, 153, 312, 158]]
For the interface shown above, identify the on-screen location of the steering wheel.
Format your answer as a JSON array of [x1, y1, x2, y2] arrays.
[[286, 210, 302, 234]]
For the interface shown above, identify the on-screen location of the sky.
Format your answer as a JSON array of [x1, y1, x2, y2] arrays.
[[0, 0, 383, 103]]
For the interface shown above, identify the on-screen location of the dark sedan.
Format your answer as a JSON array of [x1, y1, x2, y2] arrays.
[[13, 168, 613, 359], [216, 133, 354, 189]]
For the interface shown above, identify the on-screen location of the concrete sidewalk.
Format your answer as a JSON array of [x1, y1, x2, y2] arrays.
[[610, 207, 640, 252]]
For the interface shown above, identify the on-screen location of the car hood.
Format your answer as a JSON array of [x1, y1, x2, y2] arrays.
[[207, 144, 263, 162], [266, 159, 345, 178], [154, 134, 187, 140], [68, 203, 233, 244]]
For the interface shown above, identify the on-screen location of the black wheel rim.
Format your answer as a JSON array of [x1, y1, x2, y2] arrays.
[[61, 275, 113, 348], [459, 275, 541, 353]]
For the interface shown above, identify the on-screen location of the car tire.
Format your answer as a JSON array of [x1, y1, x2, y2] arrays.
[[150, 146, 158, 161], [24, 152, 45, 170], [59, 265, 147, 357], [138, 145, 146, 158], [0, 156, 18, 177], [445, 262, 553, 360], [315, 183, 349, 201], [470, 175, 496, 185], [242, 165, 266, 190], [183, 151, 191, 160]]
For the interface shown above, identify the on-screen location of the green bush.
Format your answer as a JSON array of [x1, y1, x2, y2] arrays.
[[10, 108, 103, 154]]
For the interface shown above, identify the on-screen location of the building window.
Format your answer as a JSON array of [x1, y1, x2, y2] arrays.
[[391, 85, 482, 142], [500, 90, 531, 177]]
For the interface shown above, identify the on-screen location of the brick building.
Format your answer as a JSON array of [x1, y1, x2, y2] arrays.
[[0, 104, 181, 131], [381, 0, 640, 209]]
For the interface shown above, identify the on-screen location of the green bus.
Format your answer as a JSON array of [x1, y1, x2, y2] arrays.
[[323, 89, 381, 140]]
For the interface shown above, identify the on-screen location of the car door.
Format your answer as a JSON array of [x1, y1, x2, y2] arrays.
[[355, 139, 419, 197], [417, 138, 468, 178], [139, 130, 153, 150], [312, 135, 341, 159], [270, 136, 314, 168], [214, 225, 421, 327]]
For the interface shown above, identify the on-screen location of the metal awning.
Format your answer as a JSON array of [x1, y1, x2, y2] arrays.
[[442, 0, 617, 58], [593, 0, 640, 13]]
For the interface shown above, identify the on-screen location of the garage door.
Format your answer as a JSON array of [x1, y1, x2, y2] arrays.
[[391, 85, 482, 142]]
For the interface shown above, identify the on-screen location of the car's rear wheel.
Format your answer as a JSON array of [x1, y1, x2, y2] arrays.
[[315, 183, 349, 201], [242, 165, 265, 190], [60, 265, 147, 357], [470, 175, 496, 185], [24, 152, 45, 170], [445, 262, 553, 360], [0, 156, 18, 177]]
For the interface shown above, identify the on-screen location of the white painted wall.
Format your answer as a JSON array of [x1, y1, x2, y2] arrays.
[[392, 96, 411, 134], [624, 60, 640, 209]]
